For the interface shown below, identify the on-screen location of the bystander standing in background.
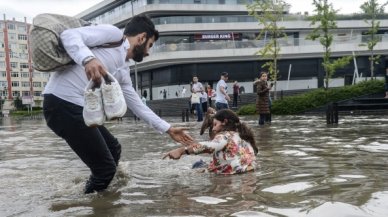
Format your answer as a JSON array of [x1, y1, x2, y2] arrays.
[[232, 80, 239, 108], [254, 71, 272, 125], [215, 72, 230, 111]]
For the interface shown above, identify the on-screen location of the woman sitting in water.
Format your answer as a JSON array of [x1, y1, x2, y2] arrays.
[[163, 109, 257, 174]]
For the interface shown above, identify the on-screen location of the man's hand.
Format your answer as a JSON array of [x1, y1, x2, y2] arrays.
[[84, 58, 107, 84], [225, 95, 231, 101], [166, 127, 193, 146]]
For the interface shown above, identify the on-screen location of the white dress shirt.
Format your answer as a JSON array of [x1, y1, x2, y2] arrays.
[[43, 24, 170, 133]]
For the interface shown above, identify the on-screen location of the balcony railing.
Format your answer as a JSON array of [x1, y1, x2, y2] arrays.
[[151, 34, 388, 54]]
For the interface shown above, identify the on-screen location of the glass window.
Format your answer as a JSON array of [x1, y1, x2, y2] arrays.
[[33, 82, 41, 87], [21, 72, 29, 77], [21, 82, 30, 87], [10, 62, 18, 68], [10, 52, 19, 58], [19, 53, 28, 59], [12, 91, 20, 97], [34, 91, 42, 97], [11, 81, 19, 87], [18, 25, 27, 32], [8, 33, 17, 40], [18, 34, 27, 40], [0, 81, 7, 88], [19, 44, 27, 50], [11, 72, 19, 77], [7, 23, 15, 30], [22, 91, 30, 96], [0, 52, 4, 57], [20, 63, 29, 69], [1, 71, 6, 77], [0, 61, 5, 68], [9, 43, 18, 50]]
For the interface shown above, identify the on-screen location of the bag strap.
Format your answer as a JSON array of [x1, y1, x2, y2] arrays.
[[97, 36, 125, 48]]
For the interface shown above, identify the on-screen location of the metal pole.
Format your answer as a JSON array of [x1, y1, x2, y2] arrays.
[[287, 64, 292, 90]]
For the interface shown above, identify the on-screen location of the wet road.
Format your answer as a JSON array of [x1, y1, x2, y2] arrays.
[[1, 115, 388, 217]]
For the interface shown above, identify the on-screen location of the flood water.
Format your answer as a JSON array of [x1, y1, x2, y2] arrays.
[[1, 115, 388, 217]]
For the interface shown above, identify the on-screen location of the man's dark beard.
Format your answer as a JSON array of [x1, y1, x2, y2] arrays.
[[132, 41, 147, 62]]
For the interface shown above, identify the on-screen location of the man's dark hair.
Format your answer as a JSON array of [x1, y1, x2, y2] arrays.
[[124, 15, 159, 41]]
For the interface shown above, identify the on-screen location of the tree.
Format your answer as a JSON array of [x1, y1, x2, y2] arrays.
[[247, 0, 289, 99], [360, 0, 388, 79], [306, 0, 351, 89]]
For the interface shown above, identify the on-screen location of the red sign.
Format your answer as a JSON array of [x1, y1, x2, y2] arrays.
[[194, 33, 239, 40]]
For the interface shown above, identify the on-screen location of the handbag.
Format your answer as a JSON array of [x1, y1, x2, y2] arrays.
[[191, 93, 200, 104]]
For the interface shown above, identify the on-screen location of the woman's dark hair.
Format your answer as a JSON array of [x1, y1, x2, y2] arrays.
[[213, 109, 258, 154], [124, 15, 159, 41], [259, 71, 268, 78]]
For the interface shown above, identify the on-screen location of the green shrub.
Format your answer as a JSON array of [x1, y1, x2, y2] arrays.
[[237, 104, 256, 115], [10, 109, 43, 116], [237, 80, 384, 115]]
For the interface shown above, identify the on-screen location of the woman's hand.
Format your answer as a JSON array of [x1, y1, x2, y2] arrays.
[[163, 147, 185, 160]]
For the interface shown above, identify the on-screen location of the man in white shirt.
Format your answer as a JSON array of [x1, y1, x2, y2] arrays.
[[191, 76, 203, 121], [43, 15, 192, 194], [215, 72, 230, 110], [181, 86, 186, 97]]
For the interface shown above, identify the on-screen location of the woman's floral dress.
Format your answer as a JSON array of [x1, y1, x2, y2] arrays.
[[192, 131, 256, 174]]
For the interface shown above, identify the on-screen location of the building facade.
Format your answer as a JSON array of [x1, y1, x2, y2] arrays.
[[0, 15, 48, 107], [75, 0, 388, 100]]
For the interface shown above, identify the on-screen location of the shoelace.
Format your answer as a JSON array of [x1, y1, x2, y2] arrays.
[[103, 85, 115, 103], [86, 91, 99, 110]]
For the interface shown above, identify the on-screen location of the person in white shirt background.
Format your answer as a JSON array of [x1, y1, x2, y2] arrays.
[[215, 72, 231, 110], [200, 89, 208, 113], [191, 76, 204, 122], [181, 86, 186, 97], [43, 15, 193, 194]]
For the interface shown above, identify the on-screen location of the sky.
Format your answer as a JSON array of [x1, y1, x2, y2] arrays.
[[0, 0, 387, 23]]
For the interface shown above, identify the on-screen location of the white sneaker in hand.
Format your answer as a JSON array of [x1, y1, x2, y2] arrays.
[[83, 80, 105, 127], [102, 72, 127, 120]]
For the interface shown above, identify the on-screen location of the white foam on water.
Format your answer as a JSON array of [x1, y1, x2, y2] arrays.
[[122, 192, 147, 196], [292, 174, 313, 178], [230, 211, 276, 217], [276, 150, 308, 156], [262, 182, 314, 194], [354, 137, 367, 142], [304, 201, 369, 217], [189, 196, 227, 204], [339, 174, 366, 179], [362, 191, 388, 217], [300, 156, 320, 160], [113, 199, 154, 205], [329, 178, 348, 183], [359, 142, 388, 153], [49, 206, 94, 217], [147, 215, 205, 217], [265, 207, 304, 217], [300, 148, 320, 152]]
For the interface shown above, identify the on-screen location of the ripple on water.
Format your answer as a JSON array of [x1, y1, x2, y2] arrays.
[[359, 142, 388, 153], [262, 182, 315, 194], [231, 211, 276, 217], [189, 196, 227, 205]]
